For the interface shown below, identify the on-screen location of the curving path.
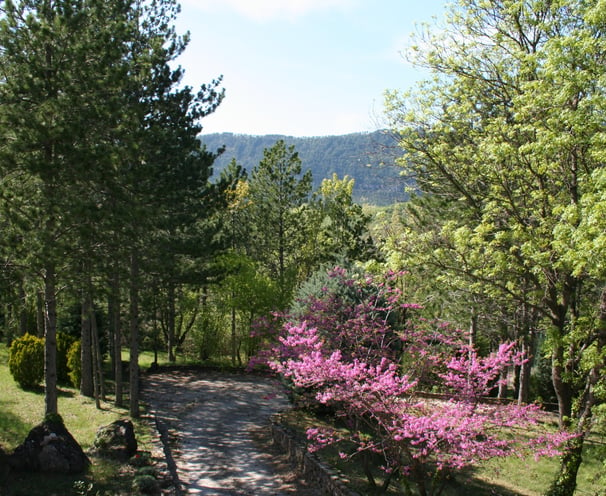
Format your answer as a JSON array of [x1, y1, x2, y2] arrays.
[[142, 370, 320, 496]]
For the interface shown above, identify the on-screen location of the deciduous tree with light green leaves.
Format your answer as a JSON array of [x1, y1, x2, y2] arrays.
[[308, 173, 376, 265], [385, 0, 606, 493]]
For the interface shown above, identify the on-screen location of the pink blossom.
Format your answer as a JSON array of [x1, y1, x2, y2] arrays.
[[250, 266, 570, 494]]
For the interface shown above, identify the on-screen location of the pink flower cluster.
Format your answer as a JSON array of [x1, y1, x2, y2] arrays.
[[253, 267, 569, 493]]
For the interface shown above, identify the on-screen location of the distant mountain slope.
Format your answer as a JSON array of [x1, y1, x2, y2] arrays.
[[200, 130, 409, 205]]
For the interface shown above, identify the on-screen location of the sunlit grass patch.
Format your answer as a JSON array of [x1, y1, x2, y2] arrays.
[[0, 343, 157, 496]]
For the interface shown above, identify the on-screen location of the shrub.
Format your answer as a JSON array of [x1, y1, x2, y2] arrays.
[[129, 451, 152, 467], [67, 340, 82, 389], [137, 466, 157, 477], [132, 474, 159, 495], [57, 331, 77, 384], [44, 412, 64, 426], [8, 333, 44, 389]]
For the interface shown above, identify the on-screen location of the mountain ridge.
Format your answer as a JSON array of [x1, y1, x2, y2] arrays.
[[200, 130, 409, 205]]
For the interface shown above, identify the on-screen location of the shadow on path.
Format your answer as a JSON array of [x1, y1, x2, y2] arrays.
[[142, 371, 319, 496]]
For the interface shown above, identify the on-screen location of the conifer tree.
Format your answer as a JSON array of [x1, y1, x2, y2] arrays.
[[248, 140, 313, 308]]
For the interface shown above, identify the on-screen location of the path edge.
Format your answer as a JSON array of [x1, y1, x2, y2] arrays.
[[270, 414, 360, 496]]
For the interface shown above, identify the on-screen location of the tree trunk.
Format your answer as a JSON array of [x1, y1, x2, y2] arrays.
[[497, 368, 507, 399], [18, 282, 28, 336], [468, 308, 477, 349], [91, 305, 101, 410], [518, 302, 538, 405], [547, 287, 606, 495], [80, 292, 94, 397], [109, 272, 121, 406], [108, 291, 116, 389], [91, 305, 105, 405], [231, 303, 237, 367], [43, 265, 58, 416], [129, 253, 140, 418], [545, 434, 585, 496], [167, 281, 176, 363], [551, 340, 574, 428], [36, 291, 45, 337], [110, 271, 123, 408], [517, 322, 536, 405]]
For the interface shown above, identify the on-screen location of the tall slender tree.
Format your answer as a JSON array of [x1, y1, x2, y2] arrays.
[[248, 140, 313, 308]]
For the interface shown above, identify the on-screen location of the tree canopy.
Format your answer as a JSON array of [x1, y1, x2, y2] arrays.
[[385, 0, 606, 493]]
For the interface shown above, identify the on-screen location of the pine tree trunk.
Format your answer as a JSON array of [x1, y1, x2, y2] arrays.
[[110, 271, 123, 408], [91, 306, 105, 405], [43, 265, 58, 415], [129, 253, 140, 418], [18, 282, 28, 336], [80, 293, 94, 397], [36, 291, 45, 337], [91, 308, 101, 410], [108, 292, 116, 389], [167, 281, 176, 363]]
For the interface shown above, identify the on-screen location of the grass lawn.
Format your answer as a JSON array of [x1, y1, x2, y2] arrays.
[[0, 343, 157, 496]]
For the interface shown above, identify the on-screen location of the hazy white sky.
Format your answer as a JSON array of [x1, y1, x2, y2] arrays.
[[175, 0, 448, 136]]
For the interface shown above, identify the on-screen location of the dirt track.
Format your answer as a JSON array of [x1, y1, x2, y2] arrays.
[[142, 370, 321, 496]]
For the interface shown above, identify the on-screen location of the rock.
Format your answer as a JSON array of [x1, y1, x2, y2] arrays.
[[92, 419, 137, 460], [8, 416, 90, 474]]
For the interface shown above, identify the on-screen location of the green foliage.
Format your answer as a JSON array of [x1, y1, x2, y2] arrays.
[[132, 474, 159, 494], [57, 331, 77, 384], [383, 0, 606, 492], [307, 174, 376, 264], [136, 466, 157, 478], [8, 333, 44, 389], [129, 451, 152, 468], [44, 412, 64, 426], [67, 340, 81, 389], [248, 139, 313, 307], [193, 312, 225, 362]]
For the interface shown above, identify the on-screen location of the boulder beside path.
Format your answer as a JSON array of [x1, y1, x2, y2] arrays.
[[91, 418, 138, 461], [8, 414, 90, 474]]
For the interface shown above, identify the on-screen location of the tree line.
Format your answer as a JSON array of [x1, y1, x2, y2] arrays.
[[0, 0, 374, 420], [201, 130, 410, 206]]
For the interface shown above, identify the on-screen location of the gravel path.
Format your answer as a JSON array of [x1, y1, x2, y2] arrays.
[[142, 370, 321, 496]]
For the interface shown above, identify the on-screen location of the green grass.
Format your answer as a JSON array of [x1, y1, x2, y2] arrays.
[[128, 347, 242, 370], [0, 343, 156, 496]]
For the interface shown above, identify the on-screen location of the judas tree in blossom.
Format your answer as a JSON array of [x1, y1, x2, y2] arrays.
[[255, 267, 570, 495]]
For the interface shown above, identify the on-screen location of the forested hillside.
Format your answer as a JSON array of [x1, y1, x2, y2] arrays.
[[200, 130, 409, 205]]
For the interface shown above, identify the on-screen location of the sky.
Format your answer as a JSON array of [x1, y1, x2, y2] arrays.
[[175, 0, 448, 137]]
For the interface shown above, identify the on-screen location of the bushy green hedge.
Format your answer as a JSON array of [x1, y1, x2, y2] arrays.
[[8, 332, 81, 390], [67, 340, 81, 389], [57, 332, 77, 384], [8, 333, 44, 389]]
